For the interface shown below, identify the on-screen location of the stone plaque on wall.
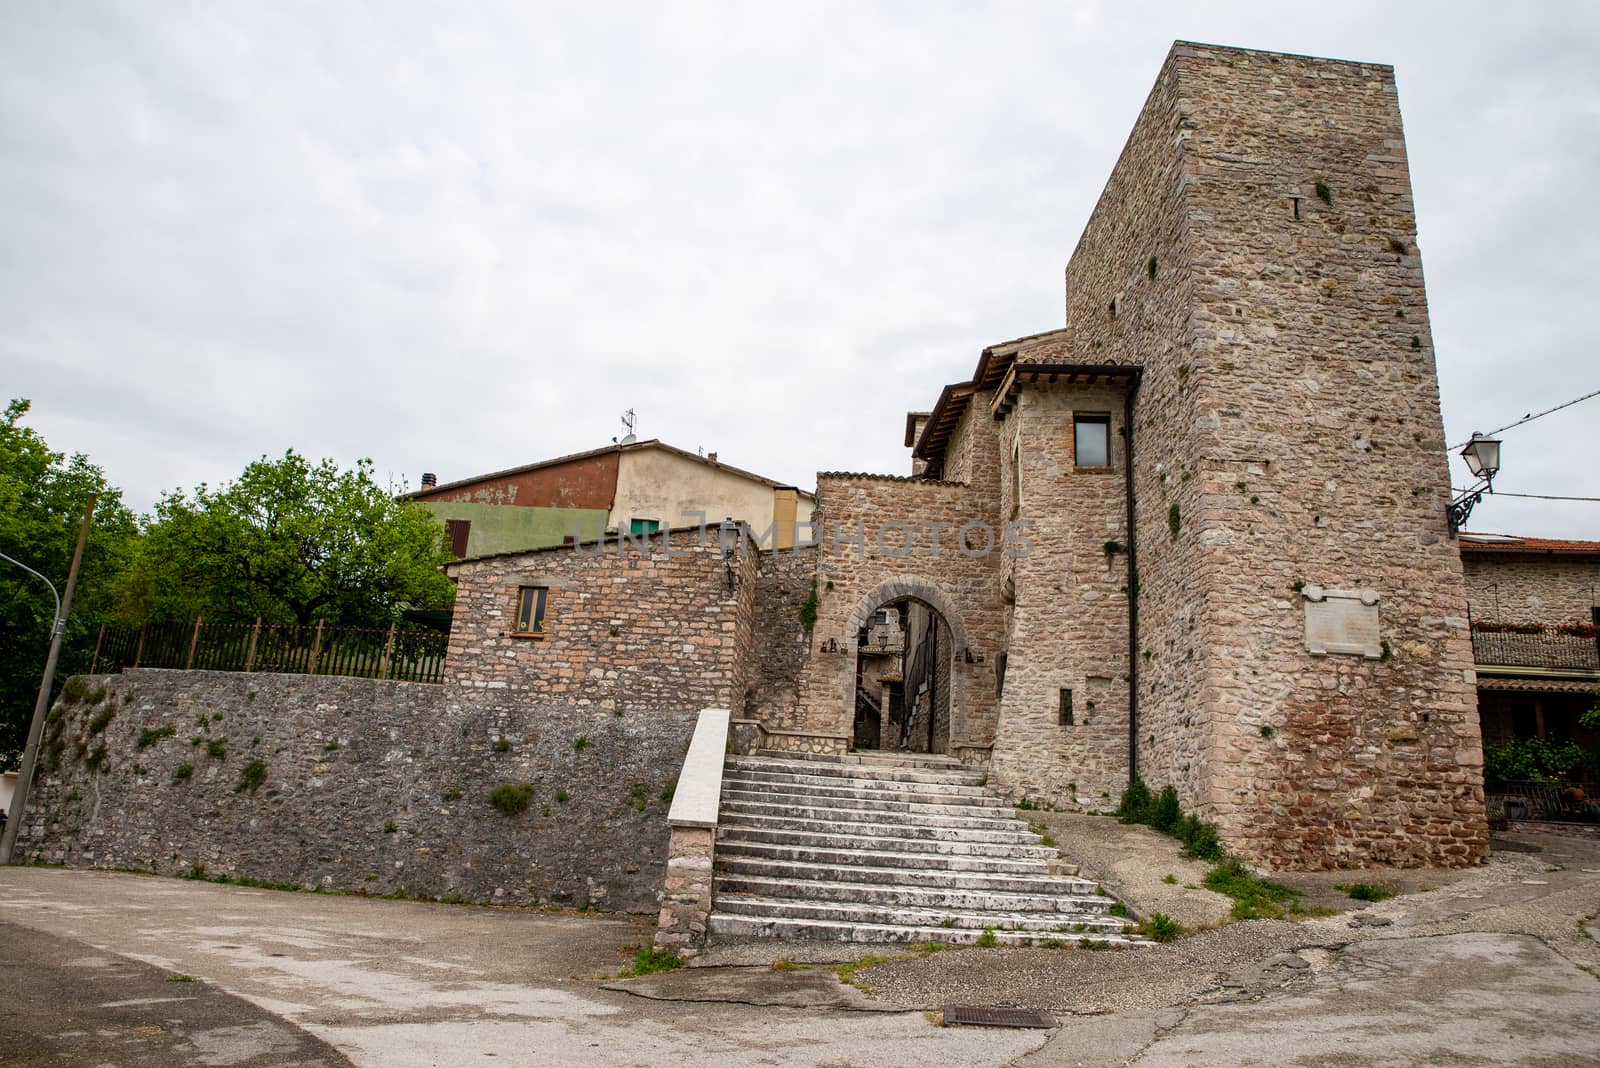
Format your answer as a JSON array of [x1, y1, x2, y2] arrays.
[[1302, 586, 1381, 658]]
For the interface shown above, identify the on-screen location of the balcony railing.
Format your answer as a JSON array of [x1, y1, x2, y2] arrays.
[[1471, 630, 1599, 672]]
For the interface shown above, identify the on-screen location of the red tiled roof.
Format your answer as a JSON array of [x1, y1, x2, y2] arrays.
[[1459, 532, 1600, 555]]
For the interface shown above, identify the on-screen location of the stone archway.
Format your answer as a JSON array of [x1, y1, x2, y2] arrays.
[[845, 577, 969, 653], [846, 578, 969, 755]]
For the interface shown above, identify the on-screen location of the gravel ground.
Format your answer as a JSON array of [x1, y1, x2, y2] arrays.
[[855, 826, 1599, 1014]]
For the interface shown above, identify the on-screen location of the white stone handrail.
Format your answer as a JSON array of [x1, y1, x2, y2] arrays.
[[667, 707, 730, 829]]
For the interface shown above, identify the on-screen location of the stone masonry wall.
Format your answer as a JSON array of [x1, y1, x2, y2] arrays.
[[1063, 42, 1487, 867], [747, 545, 819, 726], [990, 381, 1132, 806], [17, 670, 686, 911], [1462, 554, 1600, 623], [444, 527, 757, 714], [1058, 45, 1207, 820], [793, 471, 1005, 748]]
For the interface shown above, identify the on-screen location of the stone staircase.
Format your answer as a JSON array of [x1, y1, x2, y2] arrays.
[[708, 750, 1143, 947]]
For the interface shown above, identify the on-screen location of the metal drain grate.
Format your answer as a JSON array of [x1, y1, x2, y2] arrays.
[[943, 1005, 1057, 1029]]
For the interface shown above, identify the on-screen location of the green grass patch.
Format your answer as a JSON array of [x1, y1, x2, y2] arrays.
[[1336, 881, 1397, 903], [770, 959, 806, 971], [489, 782, 535, 816], [833, 954, 892, 985], [975, 927, 998, 947], [1204, 859, 1300, 920], [173, 763, 194, 781], [620, 945, 684, 977], [205, 739, 226, 761]]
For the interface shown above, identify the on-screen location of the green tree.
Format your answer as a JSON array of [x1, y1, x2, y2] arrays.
[[1, 400, 140, 768], [125, 450, 454, 627]]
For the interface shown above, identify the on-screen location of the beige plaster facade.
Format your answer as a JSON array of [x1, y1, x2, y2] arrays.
[[612, 445, 815, 548]]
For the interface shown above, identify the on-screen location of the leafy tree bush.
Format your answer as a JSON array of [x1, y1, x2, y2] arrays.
[[1149, 785, 1181, 833], [1116, 778, 1152, 823], [1482, 738, 1587, 783], [1, 400, 140, 768], [120, 450, 453, 627]]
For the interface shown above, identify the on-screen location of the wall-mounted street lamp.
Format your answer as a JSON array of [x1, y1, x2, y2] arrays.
[[718, 516, 740, 595], [1448, 432, 1502, 536]]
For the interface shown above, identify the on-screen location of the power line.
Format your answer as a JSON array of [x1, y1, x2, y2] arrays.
[[1453, 489, 1600, 502], [1450, 386, 1600, 450]]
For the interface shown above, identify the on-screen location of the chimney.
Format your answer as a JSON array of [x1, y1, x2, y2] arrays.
[[420, 472, 437, 488], [707, 451, 718, 464]]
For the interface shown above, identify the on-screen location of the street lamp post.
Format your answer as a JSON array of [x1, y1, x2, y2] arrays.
[[1447, 433, 1502, 536], [0, 494, 96, 865]]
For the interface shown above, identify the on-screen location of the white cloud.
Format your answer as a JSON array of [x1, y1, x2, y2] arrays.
[[2, 1, 1595, 536]]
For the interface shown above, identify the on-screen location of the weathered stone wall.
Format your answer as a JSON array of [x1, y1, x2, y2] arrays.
[[747, 545, 819, 725], [443, 527, 757, 714], [1057, 42, 1486, 867], [792, 472, 1005, 748], [990, 381, 1132, 806], [1462, 553, 1600, 623], [16, 670, 685, 911]]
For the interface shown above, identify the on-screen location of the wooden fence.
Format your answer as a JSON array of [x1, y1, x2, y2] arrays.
[[89, 618, 450, 684]]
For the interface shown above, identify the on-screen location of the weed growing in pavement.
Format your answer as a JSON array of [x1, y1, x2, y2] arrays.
[[833, 954, 892, 986], [614, 945, 684, 977], [976, 927, 998, 948], [770, 959, 806, 971], [1140, 913, 1183, 942]]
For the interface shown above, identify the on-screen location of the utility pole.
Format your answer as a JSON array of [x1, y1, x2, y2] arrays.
[[1, 494, 96, 865]]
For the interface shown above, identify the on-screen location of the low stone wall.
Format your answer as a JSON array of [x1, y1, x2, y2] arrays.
[[16, 669, 691, 912]]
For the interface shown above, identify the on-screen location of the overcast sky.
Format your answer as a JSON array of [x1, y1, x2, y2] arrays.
[[3, 2, 1596, 539]]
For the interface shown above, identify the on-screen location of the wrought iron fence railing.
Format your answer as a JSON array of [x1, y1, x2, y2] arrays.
[[1471, 630, 1600, 671], [1488, 780, 1599, 823], [90, 619, 449, 684]]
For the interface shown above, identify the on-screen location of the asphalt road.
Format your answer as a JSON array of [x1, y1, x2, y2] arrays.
[[2, 824, 1597, 1066]]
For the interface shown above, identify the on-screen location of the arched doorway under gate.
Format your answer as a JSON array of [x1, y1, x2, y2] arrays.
[[842, 578, 970, 756], [852, 597, 952, 754]]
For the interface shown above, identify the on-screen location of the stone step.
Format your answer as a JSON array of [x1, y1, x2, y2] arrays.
[[715, 839, 1053, 875], [757, 750, 968, 770], [722, 775, 998, 808], [718, 810, 1041, 845], [707, 912, 1145, 948], [717, 822, 1055, 858], [720, 784, 1009, 815], [716, 855, 1097, 896], [726, 757, 988, 788], [715, 872, 1110, 913], [720, 797, 1030, 832], [725, 768, 993, 799], [711, 895, 1135, 935]]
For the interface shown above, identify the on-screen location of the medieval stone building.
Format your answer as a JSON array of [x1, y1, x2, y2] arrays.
[[21, 43, 1502, 930], [441, 41, 1491, 872]]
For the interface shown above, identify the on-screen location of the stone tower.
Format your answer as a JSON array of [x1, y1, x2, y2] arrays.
[[1054, 42, 1487, 867]]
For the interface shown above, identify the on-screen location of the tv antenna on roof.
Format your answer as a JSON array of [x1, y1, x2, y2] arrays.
[[616, 408, 637, 445]]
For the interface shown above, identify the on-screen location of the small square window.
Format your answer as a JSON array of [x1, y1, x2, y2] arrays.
[[515, 586, 550, 636], [629, 518, 661, 535], [1059, 688, 1074, 726], [1074, 415, 1110, 468]]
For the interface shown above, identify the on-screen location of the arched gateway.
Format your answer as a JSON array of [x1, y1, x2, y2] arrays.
[[786, 472, 1004, 763], [846, 579, 967, 754]]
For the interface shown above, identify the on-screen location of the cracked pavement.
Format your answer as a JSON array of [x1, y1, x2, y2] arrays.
[[1, 823, 1597, 1065]]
